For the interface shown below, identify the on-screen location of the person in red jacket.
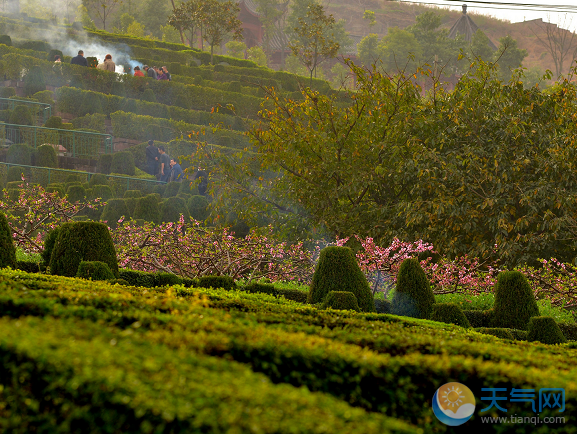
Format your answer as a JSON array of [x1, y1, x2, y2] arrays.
[[133, 66, 145, 77]]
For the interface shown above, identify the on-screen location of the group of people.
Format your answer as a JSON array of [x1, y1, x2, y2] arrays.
[[70, 49, 115, 72], [146, 140, 183, 183], [134, 65, 171, 81]]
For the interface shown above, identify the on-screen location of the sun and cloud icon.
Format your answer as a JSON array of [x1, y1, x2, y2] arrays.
[[432, 382, 476, 426]]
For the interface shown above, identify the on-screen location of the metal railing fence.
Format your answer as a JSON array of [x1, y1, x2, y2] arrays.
[[0, 97, 52, 125]]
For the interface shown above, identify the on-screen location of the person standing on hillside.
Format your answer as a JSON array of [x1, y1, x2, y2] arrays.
[[162, 66, 171, 81], [70, 50, 88, 66], [169, 158, 184, 182], [145, 140, 159, 176], [133, 66, 145, 77], [143, 65, 157, 80], [97, 54, 116, 72], [158, 146, 171, 183]]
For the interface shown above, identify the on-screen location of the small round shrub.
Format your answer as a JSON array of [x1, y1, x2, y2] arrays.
[[475, 327, 515, 340], [153, 184, 166, 196], [308, 246, 375, 312], [374, 299, 392, 314], [7, 144, 33, 165], [527, 316, 567, 345], [98, 154, 113, 174], [66, 185, 86, 203], [9, 105, 33, 125], [492, 271, 539, 330], [49, 221, 118, 277], [101, 199, 130, 228], [32, 90, 55, 105], [164, 181, 180, 198], [44, 116, 64, 129], [244, 282, 276, 296], [0, 212, 16, 268], [88, 173, 109, 187], [154, 272, 182, 287], [391, 258, 435, 319], [76, 260, 115, 281], [35, 144, 58, 168], [41, 227, 60, 265], [160, 197, 189, 223], [110, 151, 136, 176], [123, 190, 142, 199], [188, 195, 209, 221], [133, 194, 161, 224], [23, 66, 46, 97], [196, 275, 235, 290], [430, 303, 471, 328], [322, 291, 360, 312], [90, 184, 113, 201], [6, 166, 26, 182]]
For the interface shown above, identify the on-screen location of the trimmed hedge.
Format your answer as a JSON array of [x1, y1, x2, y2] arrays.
[[557, 322, 577, 341], [391, 258, 435, 319], [322, 291, 360, 312], [527, 316, 567, 345], [474, 327, 515, 340], [0, 212, 15, 268], [463, 309, 494, 328], [41, 227, 60, 265], [492, 271, 539, 330], [88, 173, 109, 187], [188, 195, 209, 221], [308, 246, 375, 312], [244, 282, 277, 296], [277, 288, 308, 303], [76, 260, 115, 281], [7, 143, 33, 165], [196, 275, 235, 291], [35, 144, 58, 168], [49, 222, 118, 278], [429, 303, 471, 328], [110, 151, 136, 176], [160, 197, 189, 223], [374, 299, 392, 314], [133, 193, 161, 224], [66, 184, 86, 203]]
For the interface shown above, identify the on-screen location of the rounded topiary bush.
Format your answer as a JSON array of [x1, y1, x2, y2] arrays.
[[160, 197, 189, 223], [23, 66, 46, 97], [308, 246, 375, 312], [0, 212, 16, 268], [65, 174, 82, 183], [7, 166, 26, 182], [244, 282, 276, 296], [7, 144, 33, 165], [9, 105, 33, 126], [88, 173, 109, 187], [76, 260, 115, 281], [164, 182, 181, 198], [110, 151, 136, 176], [133, 193, 161, 224], [66, 185, 86, 203], [492, 271, 539, 330], [44, 116, 64, 129], [527, 316, 567, 345], [374, 299, 392, 314], [6, 181, 23, 190], [391, 258, 435, 319], [46, 184, 65, 197], [196, 275, 235, 290], [49, 221, 118, 278], [35, 144, 58, 168], [153, 184, 166, 196], [430, 303, 471, 328], [90, 184, 113, 201], [322, 291, 360, 312], [188, 195, 209, 221], [124, 190, 142, 199], [41, 227, 60, 265], [101, 198, 130, 228], [98, 154, 113, 174]]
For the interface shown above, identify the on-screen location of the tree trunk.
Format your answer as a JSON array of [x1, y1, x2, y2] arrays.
[[169, 0, 186, 45]]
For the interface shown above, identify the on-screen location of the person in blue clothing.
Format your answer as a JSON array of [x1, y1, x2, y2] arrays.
[[169, 158, 184, 182], [70, 50, 88, 66]]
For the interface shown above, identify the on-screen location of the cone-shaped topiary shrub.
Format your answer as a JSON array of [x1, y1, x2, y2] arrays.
[[527, 316, 567, 344], [374, 299, 392, 314], [188, 195, 209, 221], [101, 198, 130, 229], [88, 173, 109, 187], [9, 105, 33, 125], [66, 185, 86, 203], [35, 144, 58, 168], [308, 246, 375, 312], [391, 258, 435, 319], [0, 212, 16, 268], [133, 194, 161, 224], [244, 282, 276, 296], [110, 151, 136, 176], [164, 182, 181, 198], [41, 227, 60, 265], [197, 275, 235, 290], [322, 291, 360, 312], [49, 222, 118, 278], [160, 197, 189, 223], [492, 271, 539, 330], [76, 260, 115, 281], [430, 303, 471, 328], [7, 144, 33, 165]]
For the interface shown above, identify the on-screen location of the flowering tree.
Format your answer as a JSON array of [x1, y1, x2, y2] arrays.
[[0, 180, 104, 253], [112, 217, 317, 282]]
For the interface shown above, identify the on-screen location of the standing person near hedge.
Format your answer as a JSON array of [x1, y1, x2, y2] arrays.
[[97, 54, 116, 72], [145, 140, 159, 176], [70, 50, 88, 66], [143, 65, 157, 79], [156, 66, 168, 80], [169, 158, 184, 182], [194, 166, 208, 196], [161, 66, 171, 81], [158, 146, 171, 183], [133, 66, 145, 77]]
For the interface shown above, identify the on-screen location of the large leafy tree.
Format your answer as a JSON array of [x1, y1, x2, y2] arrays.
[[494, 35, 528, 80], [167, 0, 204, 48], [378, 27, 422, 72], [202, 0, 243, 64]]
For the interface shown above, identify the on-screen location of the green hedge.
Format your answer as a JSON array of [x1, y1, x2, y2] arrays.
[[76, 260, 115, 281], [322, 291, 360, 311]]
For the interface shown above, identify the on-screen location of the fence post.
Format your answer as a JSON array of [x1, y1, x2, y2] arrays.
[[48, 168, 51, 185], [72, 132, 76, 158]]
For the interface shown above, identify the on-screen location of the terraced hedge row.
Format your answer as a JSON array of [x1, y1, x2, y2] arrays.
[[0, 269, 574, 433]]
